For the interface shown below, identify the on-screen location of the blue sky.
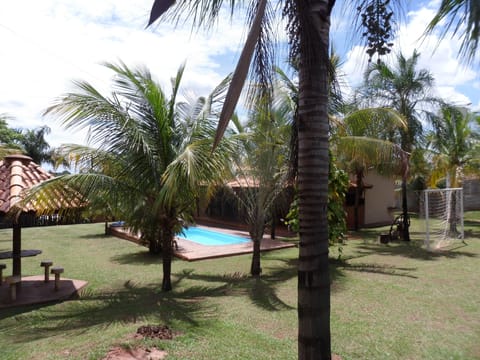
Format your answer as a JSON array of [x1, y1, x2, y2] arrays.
[[0, 0, 478, 148]]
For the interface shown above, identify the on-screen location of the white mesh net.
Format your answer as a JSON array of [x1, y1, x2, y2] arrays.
[[419, 188, 464, 250]]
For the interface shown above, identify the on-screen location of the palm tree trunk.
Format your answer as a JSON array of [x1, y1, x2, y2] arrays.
[[296, 1, 332, 358], [270, 217, 276, 240], [401, 177, 410, 241], [250, 238, 262, 276], [149, 238, 162, 254], [162, 252, 172, 291], [161, 229, 174, 291], [249, 210, 265, 277]]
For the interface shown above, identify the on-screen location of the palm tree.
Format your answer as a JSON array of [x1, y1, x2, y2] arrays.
[[426, 105, 480, 233], [229, 95, 291, 276], [18, 126, 54, 166], [359, 50, 438, 241], [427, 105, 480, 188], [146, 2, 480, 357], [21, 61, 234, 292], [148, 1, 400, 358]]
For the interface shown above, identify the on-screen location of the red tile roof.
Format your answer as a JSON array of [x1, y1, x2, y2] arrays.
[[0, 154, 53, 213]]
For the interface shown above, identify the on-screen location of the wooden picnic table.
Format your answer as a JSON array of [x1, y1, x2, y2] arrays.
[[0, 249, 42, 259], [0, 249, 42, 281]]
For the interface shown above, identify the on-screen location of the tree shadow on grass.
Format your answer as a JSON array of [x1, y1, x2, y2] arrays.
[[0, 257, 300, 344], [347, 226, 478, 260], [0, 302, 55, 321], [177, 258, 298, 312], [110, 250, 166, 266], [0, 248, 360, 346], [347, 238, 477, 261], [79, 233, 110, 239], [464, 220, 480, 238], [177, 255, 351, 312], [0, 272, 219, 344], [330, 257, 419, 279]]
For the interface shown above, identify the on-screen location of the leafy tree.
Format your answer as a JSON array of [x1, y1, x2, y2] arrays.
[[0, 114, 55, 165], [285, 151, 349, 247], [0, 114, 23, 151], [18, 126, 54, 165], [21, 62, 234, 291]]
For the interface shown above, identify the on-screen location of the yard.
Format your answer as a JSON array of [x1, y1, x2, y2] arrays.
[[0, 212, 479, 359]]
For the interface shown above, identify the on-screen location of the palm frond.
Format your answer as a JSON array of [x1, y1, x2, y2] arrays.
[[147, 0, 176, 27], [338, 136, 404, 175], [424, 0, 480, 64], [214, 0, 268, 149]]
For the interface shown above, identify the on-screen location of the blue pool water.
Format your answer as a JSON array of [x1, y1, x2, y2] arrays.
[[178, 227, 250, 246]]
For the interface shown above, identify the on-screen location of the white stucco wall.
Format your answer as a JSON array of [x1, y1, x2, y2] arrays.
[[363, 171, 396, 226]]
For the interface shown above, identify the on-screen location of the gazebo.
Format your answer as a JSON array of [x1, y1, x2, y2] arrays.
[[0, 154, 53, 277], [0, 154, 88, 307]]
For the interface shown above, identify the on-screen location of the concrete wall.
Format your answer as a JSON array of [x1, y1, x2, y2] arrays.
[[363, 171, 396, 227], [463, 178, 480, 211]]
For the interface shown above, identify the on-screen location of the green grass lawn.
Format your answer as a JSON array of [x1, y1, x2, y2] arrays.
[[0, 213, 479, 360]]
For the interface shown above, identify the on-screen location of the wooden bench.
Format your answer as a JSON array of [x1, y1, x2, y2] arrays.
[[51, 266, 64, 291], [40, 260, 53, 283], [0, 263, 6, 285], [6, 275, 21, 301]]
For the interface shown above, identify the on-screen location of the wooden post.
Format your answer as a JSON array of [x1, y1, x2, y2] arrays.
[[12, 223, 21, 277]]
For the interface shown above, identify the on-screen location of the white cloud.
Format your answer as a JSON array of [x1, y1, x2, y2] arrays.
[[0, 1, 246, 148], [1, 0, 478, 151], [434, 86, 472, 106]]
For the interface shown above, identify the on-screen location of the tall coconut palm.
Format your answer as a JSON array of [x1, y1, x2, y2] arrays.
[[20, 61, 234, 292], [427, 105, 480, 188], [147, 1, 402, 358], [359, 50, 438, 241], [426, 105, 480, 233]]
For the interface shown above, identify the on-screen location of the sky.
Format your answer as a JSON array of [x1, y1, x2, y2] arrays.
[[0, 0, 478, 149]]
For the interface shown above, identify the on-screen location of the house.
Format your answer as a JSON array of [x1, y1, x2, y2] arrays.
[[346, 170, 397, 229]]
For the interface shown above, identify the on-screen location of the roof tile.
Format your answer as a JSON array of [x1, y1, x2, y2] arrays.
[[0, 154, 53, 213]]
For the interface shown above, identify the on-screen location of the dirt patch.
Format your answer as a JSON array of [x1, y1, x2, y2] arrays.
[[103, 347, 167, 360], [102, 325, 177, 360], [135, 325, 178, 340]]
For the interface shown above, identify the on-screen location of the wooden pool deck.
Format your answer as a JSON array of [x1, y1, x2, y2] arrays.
[[110, 222, 297, 261]]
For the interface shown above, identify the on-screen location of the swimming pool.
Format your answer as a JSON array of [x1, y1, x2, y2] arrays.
[[178, 227, 250, 246]]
